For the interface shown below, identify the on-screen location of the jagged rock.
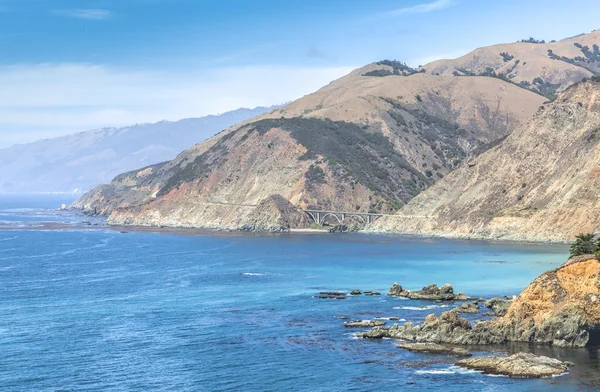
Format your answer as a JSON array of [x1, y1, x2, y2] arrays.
[[455, 302, 479, 314], [456, 353, 572, 378], [396, 342, 472, 357], [387, 283, 407, 296], [344, 320, 386, 328], [484, 297, 511, 316], [350, 290, 362, 295], [364, 258, 600, 348], [365, 291, 381, 296], [317, 291, 347, 299], [319, 291, 346, 296], [240, 194, 312, 232], [329, 225, 348, 233], [387, 283, 469, 301]]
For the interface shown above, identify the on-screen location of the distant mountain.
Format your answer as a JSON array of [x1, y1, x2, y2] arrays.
[[0, 106, 278, 193]]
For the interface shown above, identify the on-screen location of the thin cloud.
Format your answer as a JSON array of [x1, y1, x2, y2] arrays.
[[0, 63, 355, 147], [378, 0, 455, 19], [53, 9, 113, 20]]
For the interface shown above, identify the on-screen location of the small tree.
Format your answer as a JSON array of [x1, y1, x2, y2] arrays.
[[596, 237, 600, 260], [570, 233, 596, 257]]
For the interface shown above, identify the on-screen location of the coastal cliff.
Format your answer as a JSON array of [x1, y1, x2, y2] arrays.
[[373, 78, 600, 242], [362, 256, 600, 348], [73, 67, 543, 229], [73, 31, 600, 236]]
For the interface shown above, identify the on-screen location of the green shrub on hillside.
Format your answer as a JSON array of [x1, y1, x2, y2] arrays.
[[363, 69, 394, 77], [569, 233, 598, 257], [500, 52, 514, 62], [250, 117, 430, 204]]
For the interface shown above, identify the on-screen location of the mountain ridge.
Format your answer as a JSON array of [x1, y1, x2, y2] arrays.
[[73, 31, 600, 237], [0, 106, 278, 194]]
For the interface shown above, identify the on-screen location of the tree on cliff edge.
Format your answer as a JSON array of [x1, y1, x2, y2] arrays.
[[570, 233, 597, 258]]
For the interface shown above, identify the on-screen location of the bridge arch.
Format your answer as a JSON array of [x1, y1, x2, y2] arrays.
[[320, 213, 343, 226]]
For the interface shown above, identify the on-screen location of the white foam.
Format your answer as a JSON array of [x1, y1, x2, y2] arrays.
[[393, 304, 450, 311], [241, 272, 267, 276], [415, 366, 480, 376]]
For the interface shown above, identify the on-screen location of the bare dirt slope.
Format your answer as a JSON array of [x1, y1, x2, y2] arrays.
[[422, 30, 600, 98], [373, 79, 600, 242]]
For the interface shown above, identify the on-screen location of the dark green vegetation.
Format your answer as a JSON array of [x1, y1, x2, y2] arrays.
[[500, 52, 514, 62], [250, 117, 431, 205], [453, 66, 558, 100], [363, 60, 426, 77], [362, 69, 394, 77], [305, 164, 326, 186], [569, 233, 600, 259], [384, 97, 473, 169], [547, 43, 600, 76], [520, 37, 546, 44]]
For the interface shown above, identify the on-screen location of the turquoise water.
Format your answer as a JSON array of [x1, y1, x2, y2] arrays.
[[2, 196, 599, 391]]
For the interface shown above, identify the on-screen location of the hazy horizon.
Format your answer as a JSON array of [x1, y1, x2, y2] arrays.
[[1, 0, 600, 147]]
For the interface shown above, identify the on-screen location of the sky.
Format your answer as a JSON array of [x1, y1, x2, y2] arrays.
[[1, 0, 600, 148]]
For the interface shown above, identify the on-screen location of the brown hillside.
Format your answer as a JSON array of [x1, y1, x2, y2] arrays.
[[373, 78, 600, 242], [421, 30, 600, 98]]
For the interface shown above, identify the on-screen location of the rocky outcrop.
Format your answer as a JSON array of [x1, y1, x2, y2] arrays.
[[344, 320, 386, 328], [455, 302, 479, 314], [396, 342, 471, 357], [364, 258, 600, 348], [240, 194, 311, 232], [456, 353, 572, 378], [317, 291, 347, 299], [484, 297, 512, 316], [387, 283, 468, 301], [487, 257, 600, 347]]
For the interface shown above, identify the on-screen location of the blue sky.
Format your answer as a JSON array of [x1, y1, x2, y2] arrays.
[[1, 0, 600, 147]]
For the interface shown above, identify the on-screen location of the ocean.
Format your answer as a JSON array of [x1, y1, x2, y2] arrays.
[[1, 195, 598, 391]]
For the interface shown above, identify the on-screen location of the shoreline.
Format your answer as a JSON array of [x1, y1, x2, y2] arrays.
[[0, 219, 572, 247]]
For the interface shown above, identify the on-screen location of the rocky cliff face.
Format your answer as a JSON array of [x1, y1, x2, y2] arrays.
[[361, 256, 600, 348], [374, 79, 600, 242], [491, 256, 600, 347]]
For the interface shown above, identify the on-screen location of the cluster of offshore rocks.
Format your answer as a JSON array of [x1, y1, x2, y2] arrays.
[[335, 256, 600, 378], [315, 290, 381, 299]]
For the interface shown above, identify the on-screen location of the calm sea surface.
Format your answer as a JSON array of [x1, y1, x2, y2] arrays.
[[1, 195, 598, 391]]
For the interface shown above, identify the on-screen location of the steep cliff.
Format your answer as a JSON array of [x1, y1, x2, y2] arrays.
[[374, 78, 600, 242]]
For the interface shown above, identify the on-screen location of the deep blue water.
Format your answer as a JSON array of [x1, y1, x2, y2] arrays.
[[1, 195, 599, 391]]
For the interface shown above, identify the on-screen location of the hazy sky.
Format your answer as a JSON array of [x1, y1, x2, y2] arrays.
[[1, 0, 600, 148]]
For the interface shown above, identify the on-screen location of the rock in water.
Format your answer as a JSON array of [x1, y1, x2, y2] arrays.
[[364, 257, 600, 348], [455, 302, 479, 314], [387, 283, 469, 301], [396, 342, 472, 357], [387, 283, 407, 296], [344, 320, 386, 328], [350, 290, 362, 295], [456, 353, 572, 378]]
